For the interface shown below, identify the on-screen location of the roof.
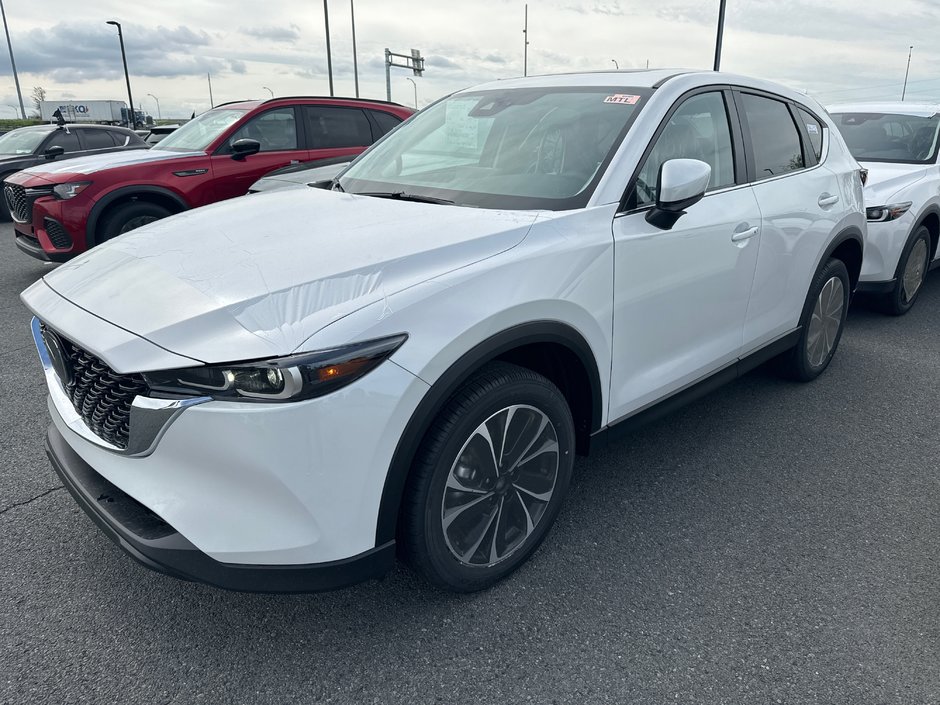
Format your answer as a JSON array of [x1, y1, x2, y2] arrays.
[[468, 69, 702, 91], [828, 101, 940, 117], [214, 96, 408, 110]]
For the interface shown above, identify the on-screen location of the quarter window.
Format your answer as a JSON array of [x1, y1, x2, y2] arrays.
[[370, 110, 404, 138], [632, 91, 736, 209], [798, 108, 823, 162], [230, 108, 298, 152], [304, 106, 373, 149], [740, 94, 804, 180]]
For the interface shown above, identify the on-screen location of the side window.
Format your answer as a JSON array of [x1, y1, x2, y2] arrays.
[[230, 108, 298, 152], [632, 91, 735, 208], [370, 109, 403, 139], [740, 94, 804, 179], [82, 130, 115, 150], [798, 108, 823, 162], [304, 106, 373, 149], [44, 130, 81, 153]]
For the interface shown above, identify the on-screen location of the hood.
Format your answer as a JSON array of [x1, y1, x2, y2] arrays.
[[18, 148, 201, 180], [35, 188, 538, 364], [859, 161, 929, 206]]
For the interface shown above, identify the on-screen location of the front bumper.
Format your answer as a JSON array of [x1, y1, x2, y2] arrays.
[[10, 192, 89, 261], [46, 424, 395, 593]]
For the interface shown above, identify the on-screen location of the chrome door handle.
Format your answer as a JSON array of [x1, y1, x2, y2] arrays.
[[818, 193, 840, 207], [731, 225, 759, 242]]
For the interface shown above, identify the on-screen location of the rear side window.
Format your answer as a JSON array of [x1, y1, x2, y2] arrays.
[[370, 110, 403, 138], [798, 108, 823, 161], [44, 130, 81, 153], [740, 93, 804, 180], [304, 106, 373, 149], [82, 130, 115, 150]]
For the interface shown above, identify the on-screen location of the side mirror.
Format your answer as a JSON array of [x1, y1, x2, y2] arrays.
[[230, 138, 261, 161], [645, 158, 711, 230], [44, 145, 66, 160]]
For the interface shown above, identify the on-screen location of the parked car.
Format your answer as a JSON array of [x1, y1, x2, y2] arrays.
[[828, 103, 940, 314], [248, 156, 350, 193], [0, 124, 147, 221], [145, 124, 180, 146], [5, 96, 413, 261], [23, 70, 864, 594]]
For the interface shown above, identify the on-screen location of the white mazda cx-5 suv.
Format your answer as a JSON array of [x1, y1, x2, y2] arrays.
[[23, 70, 865, 593], [828, 103, 940, 314]]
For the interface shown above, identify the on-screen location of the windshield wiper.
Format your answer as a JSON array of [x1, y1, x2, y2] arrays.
[[357, 191, 454, 205]]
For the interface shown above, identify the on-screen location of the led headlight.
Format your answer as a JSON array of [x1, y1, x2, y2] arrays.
[[52, 181, 92, 200], [143, 334, 407, 402], [866, 202, 912, 222]]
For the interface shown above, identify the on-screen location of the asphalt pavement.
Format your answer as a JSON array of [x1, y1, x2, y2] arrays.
[[1, 222, 938, 705]]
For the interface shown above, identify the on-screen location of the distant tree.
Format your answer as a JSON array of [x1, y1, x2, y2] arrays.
[[30, 86, 47, 117]]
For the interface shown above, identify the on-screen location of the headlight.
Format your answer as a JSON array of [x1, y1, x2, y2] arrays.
[[52, 181, 92, 200], [866, 202, 912, 222], [142, 334, 407, 402]]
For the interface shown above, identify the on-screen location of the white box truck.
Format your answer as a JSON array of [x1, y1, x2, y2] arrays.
[[39, 100, 127, 124]]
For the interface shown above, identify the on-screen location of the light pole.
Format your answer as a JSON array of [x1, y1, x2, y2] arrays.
[[350, 0, 359, 98], [262, 86, 274, 98], [522, 4, 529, 77], [106, 20, 137, 128], [323, 0, 334, 96], [1, 0, 26, 119], [713, 0, 727, 71], [611, 59, 618, 69], [405, 77, 417, 109], [902, 46, 913, 101], [147, 93, 161, 120]]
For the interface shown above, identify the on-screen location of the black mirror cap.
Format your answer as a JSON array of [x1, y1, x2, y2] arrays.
[[230, 138, 261, 161], [44, 145, 66, 160]]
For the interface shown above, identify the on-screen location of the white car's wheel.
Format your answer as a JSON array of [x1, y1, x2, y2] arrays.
[[882, 225, 931, 316]]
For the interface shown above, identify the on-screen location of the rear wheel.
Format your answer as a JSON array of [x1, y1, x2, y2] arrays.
[[401, 362, 575, 592], [880, 225, 931, 316], [97, 201, 171, 244], [777, 257, 850, 382]]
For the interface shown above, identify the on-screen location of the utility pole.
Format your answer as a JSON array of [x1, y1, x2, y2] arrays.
[[713, 0, 727, 71], [351, 0, 359, 98], [0, 0, 25, 119], [207, 72, 214, 108], [902, 45, 913, 101], [106, 20, 137, 128], [523, 4, 529, 77], [323, 0, 334, 96]]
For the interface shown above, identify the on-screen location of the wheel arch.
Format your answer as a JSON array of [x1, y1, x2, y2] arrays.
[[375, 320, 603, 547], [913, 205, 940, 261], [823, 226, 864, 292], [87, 186, 189, 246]]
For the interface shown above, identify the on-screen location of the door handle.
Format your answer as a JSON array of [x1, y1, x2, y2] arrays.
[[818, 193, 840, 207], [731, 225, 759, 242]]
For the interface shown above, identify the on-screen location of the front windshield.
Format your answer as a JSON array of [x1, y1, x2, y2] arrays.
[[339, 86, 650, 210], [156, 108, 247, 152], [833, 112, 940, 164], [0, 128, 51, 156]]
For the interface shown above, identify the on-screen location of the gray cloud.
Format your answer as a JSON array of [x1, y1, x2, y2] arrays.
[[239, 24, 301, 42]]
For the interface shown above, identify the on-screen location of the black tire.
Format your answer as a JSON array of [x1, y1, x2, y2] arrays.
[[97, 201, 171, 244], [776, 257, 850, 382], [879, 225, 931, 316], [400, 362, 575, 592]]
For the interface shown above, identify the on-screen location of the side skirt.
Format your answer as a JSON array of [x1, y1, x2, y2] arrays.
[[589, 328, 800, 452]]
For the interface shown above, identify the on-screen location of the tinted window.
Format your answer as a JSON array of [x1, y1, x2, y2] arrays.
[[740, 94, 804, 180], [833, 112, 940, 164], [633, 91, 735, 208], [82, 130, 115, 150], [798, 109, 823, 162], [230, 108, 298, 151], [44, 130, 81, 153], [304, 106, 373, 149], [370, 110, 403, 138]]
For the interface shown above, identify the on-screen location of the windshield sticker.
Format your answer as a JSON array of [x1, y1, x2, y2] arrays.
[[604, 94, 641, 105], [806, 123, 819, 134]]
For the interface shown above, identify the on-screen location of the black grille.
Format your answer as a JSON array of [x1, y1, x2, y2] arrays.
[[43, 218, 73, 249], [43, 324, 150, 449], [4, 183, 29, 223]]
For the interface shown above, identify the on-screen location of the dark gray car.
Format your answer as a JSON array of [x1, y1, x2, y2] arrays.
[[0, 124, 148, 220]]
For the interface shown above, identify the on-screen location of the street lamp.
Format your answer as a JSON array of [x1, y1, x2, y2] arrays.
[[405, 77, 417, 109], [106, 20, 137, 129], [147, 93, 161, 120], [611, 59, 618, 69], [1, 0, 26, 119], [262, 86, 274, 98]]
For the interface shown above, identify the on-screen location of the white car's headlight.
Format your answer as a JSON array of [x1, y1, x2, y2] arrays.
[[143, 334, 407, 402], [52, 181, 92, 200], [866, 202, 912, 222]]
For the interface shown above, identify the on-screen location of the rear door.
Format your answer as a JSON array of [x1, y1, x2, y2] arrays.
[[209, 107, 310, 200], [733, 91, 846, 349]]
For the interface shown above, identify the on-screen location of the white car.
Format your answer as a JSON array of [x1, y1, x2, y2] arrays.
[[829, 103, 940, 314], [247, 158, 350, 194], [23, 70, 865, 593]]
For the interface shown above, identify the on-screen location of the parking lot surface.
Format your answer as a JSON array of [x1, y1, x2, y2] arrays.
[[1, 222, 938, 705]]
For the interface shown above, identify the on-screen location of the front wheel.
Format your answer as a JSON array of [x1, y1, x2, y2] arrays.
[[777, 257, 851, 382], [880, 225, 931, 316], [97, 201, 172, 244], [400, 362, 575, 592]]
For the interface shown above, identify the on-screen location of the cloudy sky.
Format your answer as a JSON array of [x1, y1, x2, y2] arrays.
[[1, 0, 939, 119]]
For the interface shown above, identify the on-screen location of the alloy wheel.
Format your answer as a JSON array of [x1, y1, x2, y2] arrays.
[[902, 238, 929, 303], [806, 276, 845, 367]]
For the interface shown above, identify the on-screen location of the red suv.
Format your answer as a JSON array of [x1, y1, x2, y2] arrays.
[[5, 97, 413, 261]]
